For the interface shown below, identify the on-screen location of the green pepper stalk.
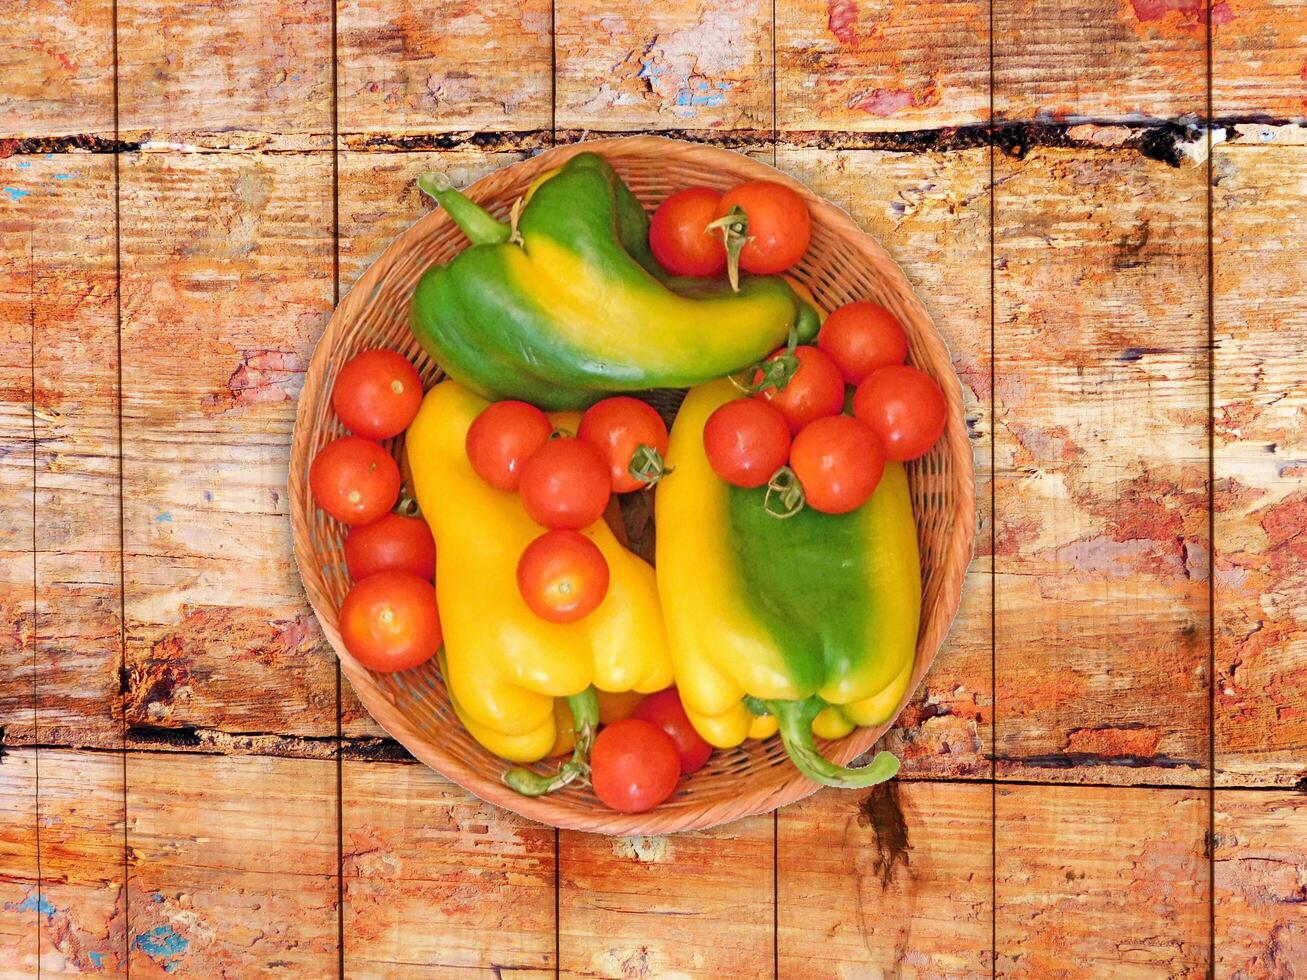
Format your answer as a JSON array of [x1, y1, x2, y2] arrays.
[[502, 687, 600, 796]]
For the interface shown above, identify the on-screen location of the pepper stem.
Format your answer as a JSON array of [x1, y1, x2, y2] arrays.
[[705, 205, 751, 292], [767, 697, 900, 788], [503, 687, 600, 797], [418, 172, 512, 246]]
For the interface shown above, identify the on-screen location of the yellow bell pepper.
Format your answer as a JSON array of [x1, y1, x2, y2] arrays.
[[407, 381, 673, 766]]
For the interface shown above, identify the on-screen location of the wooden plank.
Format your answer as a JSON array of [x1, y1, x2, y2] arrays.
[[125, 752, 337, 975], [341, 760, 555, 977], [0, 159, 37, 744], [115, 0, 332, 148], [0, 0, 115, 139], [8, 154, 124, 749], [0, 751, 39, 979], [996, 784, 1209, 977], [1212, 0, 1307, 119], [337, 0, 553, 138], [1215, 790, 1307, 976], [777, 147, 993, 778], [558, 817, 773, 978], [776, 0, 990, 132], [554, 0, 774, 133], [118, 151, 337, 739], [1212, 143, 1307, 788], [34, 750, 127, 975], [336, 147, 525, 741], [993, 0, 1205, 122], [992, 148, 1210, 785], [777, 781, 992, 977]]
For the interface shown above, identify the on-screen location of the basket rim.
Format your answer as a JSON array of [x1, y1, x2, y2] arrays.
[[289, 135, 977, 835]]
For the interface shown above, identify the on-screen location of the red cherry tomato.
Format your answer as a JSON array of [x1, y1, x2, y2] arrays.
[[339, 570, 442, 673], [632, 688, 713, 775], [649, 187, 727, 277], [516, 530, 610, 623], [818, 301, 910, 384], [344, 512, 436, 581], [309, 436, 401, 525], [852, 365, 948, 462], [331, 349, 423, 440], [716, 180, 812, 275], [590, 718, 681, 813], [518, 437, 612, 530], [754, 345, 845, 434], [789, 415, 885, 514], [702, 398, 792, 488], [466, 400, 554, 491], [578, 396, 670, 493]]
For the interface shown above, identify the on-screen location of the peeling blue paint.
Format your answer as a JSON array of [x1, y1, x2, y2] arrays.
[[88, 951, 104, 969], [7, 893, 57, 919], [17, 161, 31, 168], [674, 78, 731, 109], [54, 173, 75, 180], [4, 187, 31, 202], [150, 891, 165, 903], [155, 511, 173, 523], [133, 925, 189, 969]]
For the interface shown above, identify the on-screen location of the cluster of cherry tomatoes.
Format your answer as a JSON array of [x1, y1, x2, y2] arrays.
[[650, 179, 812, 281], [464, 395, 669, 623], [703, 302, 947, 515], [582, 687, 715, 813], [309, 349, 442, 673]]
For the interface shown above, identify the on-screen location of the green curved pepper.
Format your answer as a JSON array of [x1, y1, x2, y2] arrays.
[[410, 153, 820, 410]]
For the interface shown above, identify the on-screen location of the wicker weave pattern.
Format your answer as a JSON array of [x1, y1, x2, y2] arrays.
[[289, 136, 975, 835]]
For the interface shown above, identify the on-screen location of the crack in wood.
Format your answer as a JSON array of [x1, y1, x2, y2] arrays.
[[3, 117, 1302, 162]]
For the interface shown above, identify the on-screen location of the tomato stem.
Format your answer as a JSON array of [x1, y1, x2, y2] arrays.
[[627, 444, 670, 489], [763, 466, 806, 519], [503, 687, 600, 797], [705, 205, 750, 292]]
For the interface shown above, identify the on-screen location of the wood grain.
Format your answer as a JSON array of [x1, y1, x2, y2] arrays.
[[1215, 790, 1307, 977], [778, 148, 994, 778], [1212, 143, 1307, 788], [993, 149, 1211, 785], [1213, 0, 1307, 118], [993, 0, 1206, 121], [337, 0, 553, 137], [12, 154, 124, 749], [996, 784, 1210, 978], [778, 781, 993, 977], [776, 0, 990, 132], [342, 760, 555, 977], [118, 151, 337, 739], [0, 751, 39, 979], [115, 0, 332, 148], [32, 750, 127, 976], [125, 752, 338, 976], [558, 817, 773, 978], [0, 159, 37, 747], [0, 0, 114, 139], [554, 0, 774, 132]]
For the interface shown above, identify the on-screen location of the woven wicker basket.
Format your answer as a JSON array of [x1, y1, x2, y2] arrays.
[[290, 136, 975, 835]]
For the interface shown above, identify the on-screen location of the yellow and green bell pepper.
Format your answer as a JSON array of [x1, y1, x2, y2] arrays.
[[406, 381, 673, 780], [655, 380, 921, 787], [410, 153, 820, 410]]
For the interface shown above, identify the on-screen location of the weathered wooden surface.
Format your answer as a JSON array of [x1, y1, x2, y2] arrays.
[[778, 781, 993, 976], [1212, 142, 1307, 787], [996, 785, 1210, 978], [2, 0, 1307, 976]]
